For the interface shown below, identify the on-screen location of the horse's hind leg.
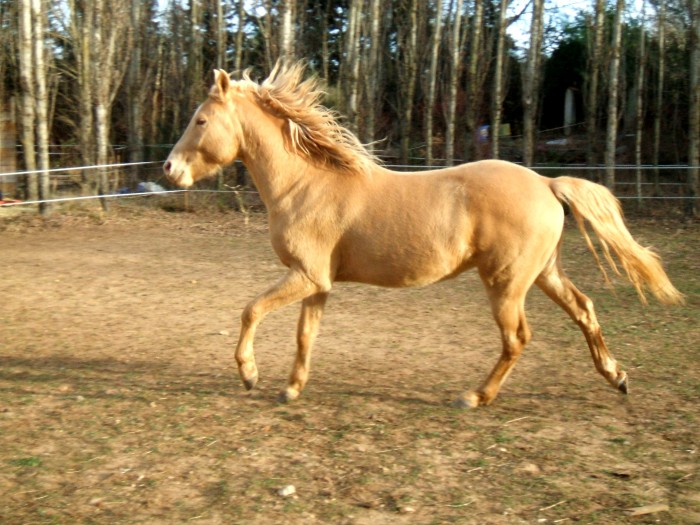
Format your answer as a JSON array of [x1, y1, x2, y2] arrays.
[[535, 261, 628, 394], [454, 281, 532, 409], [280, 291, 329, 403]]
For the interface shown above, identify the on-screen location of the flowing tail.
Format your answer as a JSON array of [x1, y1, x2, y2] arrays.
[[547, 176, 684, 305]]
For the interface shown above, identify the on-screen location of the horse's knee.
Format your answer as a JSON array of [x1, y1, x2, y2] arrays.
[[504, 317, 531, 349], [518, 321, 532, 346], [573, 294, 599, 326], [241, 303, 261, 326]]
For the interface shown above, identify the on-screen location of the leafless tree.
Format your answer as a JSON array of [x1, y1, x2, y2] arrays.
[[652, 0, 666, 193], [18, 0, 36, 200], [280, 0, 295, 61], [445, 0, 464, 165], [492, 0, 510, 159], [363, 0, 384, 145], [521, 0, 544, 166], [127, 0, 145, 172], [425, 0, 443, 166], [634, 2, 647, 209], [234, 1, 246, 74], [187, 0, 203, 111], [604, 0, 625, 190], [464, 0, 484, 162], [18, 0, 50, 212], [689, 0, 700, 216], [30, 0, 50, 214], [255, 0, 275, 72], [586, 0, 605, 171], [341, 0, 363, 133], [90, 0, 133, 209], [215, 0, 226, 69], [398, 0, 420, 164]]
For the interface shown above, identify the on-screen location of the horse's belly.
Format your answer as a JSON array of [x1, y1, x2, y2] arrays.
[[335, 240, 472, 287]]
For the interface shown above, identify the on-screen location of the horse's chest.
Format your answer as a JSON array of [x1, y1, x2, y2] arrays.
[[269, 224, 336, 269]]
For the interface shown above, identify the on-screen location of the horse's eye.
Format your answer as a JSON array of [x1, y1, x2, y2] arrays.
[[196, 118, 207, 126]]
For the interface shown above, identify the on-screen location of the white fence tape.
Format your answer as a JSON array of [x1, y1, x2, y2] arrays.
[[0, 161, 162, 179], [1, 161, 696, 208]]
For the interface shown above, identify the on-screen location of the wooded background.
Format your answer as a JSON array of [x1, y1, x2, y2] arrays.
[[2, 0, 699, 216]]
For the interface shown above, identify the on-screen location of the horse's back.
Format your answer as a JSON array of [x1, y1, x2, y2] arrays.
[[399, 159, 564, 241], [451, 159, 559, 213]]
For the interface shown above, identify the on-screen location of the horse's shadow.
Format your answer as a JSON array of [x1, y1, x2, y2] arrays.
[[0, 354, 233, 402], [0, 353, 601, 411]]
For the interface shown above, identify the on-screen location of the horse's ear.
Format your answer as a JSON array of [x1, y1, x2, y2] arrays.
[[211, 69, 231, 99]]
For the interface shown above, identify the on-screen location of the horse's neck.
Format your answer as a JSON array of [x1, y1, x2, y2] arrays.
[[238, 103, 311, 209]]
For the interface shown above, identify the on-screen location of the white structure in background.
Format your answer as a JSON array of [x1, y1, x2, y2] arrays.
[[565, 87, 576, 137]]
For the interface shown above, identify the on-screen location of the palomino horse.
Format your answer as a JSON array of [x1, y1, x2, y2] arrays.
[[164, 62, 683, 408]]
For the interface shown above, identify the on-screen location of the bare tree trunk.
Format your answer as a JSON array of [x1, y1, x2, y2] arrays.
[[425, 0, 443, 166], [319, 1, 331, 80], [604, 0, 625, 190], [256, 0, 274, 72], [464, 0, 484, 162], [295, 0, 308, 61], [149, 36, 164, 146], [214, 0, 227, 195], [30, 0, 50, 215], [234, 0, 246, 73], [586, 0, 605, 172], [445, 0, 464, 165], [652, 1, 666, 193], [399, 0, 419, 164], [349, 0, 363, 134], [166, 4, 185, 134], [18, 0, 37, 201], [188, 0, 203, 110], [634, 2, 647, 210], [363, 0, 383, 145], [521, 0, 544, 167], [689, 0, 700, 217], [280, 0, 295, 61], [492, 0, 509, 159], [128, 0, 144, 181], [91, 0, 133, 211], [342, 0, 363, 133], [67, 0, 96, 170], [216, 0, 226, 69], [92, 0, 109, 210]]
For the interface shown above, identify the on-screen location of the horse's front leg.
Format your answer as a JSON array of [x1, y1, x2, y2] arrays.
[[235, 270, 323, 391], [280, 292, 329, 403]]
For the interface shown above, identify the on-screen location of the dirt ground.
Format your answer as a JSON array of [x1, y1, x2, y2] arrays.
[[1, 206, 698, 524]]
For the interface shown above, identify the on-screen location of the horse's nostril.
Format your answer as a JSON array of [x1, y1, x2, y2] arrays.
[[164, 161, 172, 175]]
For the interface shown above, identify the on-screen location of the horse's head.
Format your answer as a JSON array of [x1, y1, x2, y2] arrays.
[[164, 70, 243, 188]]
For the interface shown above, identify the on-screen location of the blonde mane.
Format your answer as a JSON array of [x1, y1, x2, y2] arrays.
[[243, 61, 378, 174]]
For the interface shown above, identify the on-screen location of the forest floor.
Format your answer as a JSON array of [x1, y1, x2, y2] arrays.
[[0, 205, 698, 524]]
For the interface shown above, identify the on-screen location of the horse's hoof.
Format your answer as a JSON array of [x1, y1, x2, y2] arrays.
[[452, 393, 480, 409], [242, 373, 258, 391], [617, 374, 628, 395], [277, 388, 300, 404]]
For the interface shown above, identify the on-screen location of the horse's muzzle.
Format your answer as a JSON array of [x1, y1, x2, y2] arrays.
[[162, 159, 193, 188]]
